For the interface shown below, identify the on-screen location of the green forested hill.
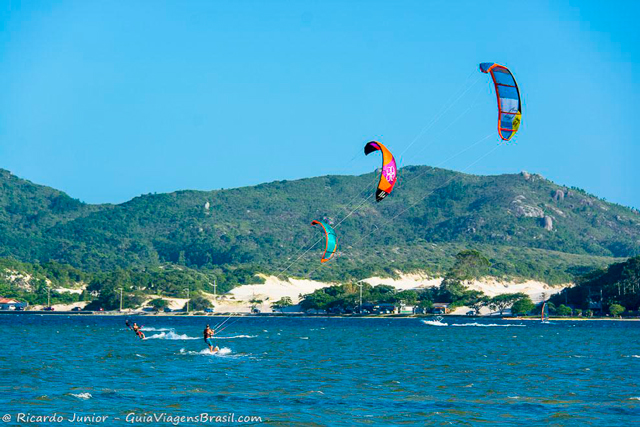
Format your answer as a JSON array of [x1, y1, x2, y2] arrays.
[[0, 169, 106, 262], [0, 166, 638, 284]]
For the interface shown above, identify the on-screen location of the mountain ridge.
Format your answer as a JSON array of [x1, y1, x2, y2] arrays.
[[0, 166, 638, 284]]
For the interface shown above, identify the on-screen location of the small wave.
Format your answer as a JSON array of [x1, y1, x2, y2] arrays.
[[421, 320, 447, 327], [145, 332, 199, 340], [508, 396, 519, 399], [630, 397, 640, 401], [451, 323, 525, 327], [299, 337, 309, 340], [69, 393, 92, 400], [141, 327, 174, 332], [214, 334, 256, 340], [422, 319, 525, 327], [179, 347, 232, 356]]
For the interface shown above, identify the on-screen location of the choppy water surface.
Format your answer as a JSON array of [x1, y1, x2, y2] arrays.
[[0, 315, 639, 426]]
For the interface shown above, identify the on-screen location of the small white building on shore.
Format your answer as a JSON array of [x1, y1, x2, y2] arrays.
[[0, 298, 28, 310]]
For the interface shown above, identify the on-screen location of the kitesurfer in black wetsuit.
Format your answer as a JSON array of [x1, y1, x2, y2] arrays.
[[132, 322, 145, 340]]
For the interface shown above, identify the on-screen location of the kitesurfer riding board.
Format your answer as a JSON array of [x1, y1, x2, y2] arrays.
[[204, 324, 219, 353], [132, 322, 145, 340]]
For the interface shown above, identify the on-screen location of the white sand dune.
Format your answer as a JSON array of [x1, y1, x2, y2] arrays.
[[40, 272, 567, 314], [211, 275, 335, 313], [363, 273, 566, 303], [210, 273, 567, 314]]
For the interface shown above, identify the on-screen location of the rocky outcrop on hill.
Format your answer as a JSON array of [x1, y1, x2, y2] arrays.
[[512, 196, 544, 218], [548, 206, 566, 217]]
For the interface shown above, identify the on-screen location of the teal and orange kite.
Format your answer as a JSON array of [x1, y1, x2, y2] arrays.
[[311, 220, 337, 263]]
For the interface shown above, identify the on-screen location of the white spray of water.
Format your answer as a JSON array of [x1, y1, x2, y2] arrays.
[[179, 348, 232, 356], [69, 393, 92, 400], [421, 320, 447, 327], [214, 335, 257, 339], [145, 331, 199, 340], [421, 320, 526, 327], [451, 323, 526, 328]]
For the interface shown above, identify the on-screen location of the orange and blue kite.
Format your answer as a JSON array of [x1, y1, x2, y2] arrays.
[[479, 63, 522, 141]]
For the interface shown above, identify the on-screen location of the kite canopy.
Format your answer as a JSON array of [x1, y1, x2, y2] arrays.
[[311, 220, 337, 263], [364, 141, 397, 202], [479, 63, 522, 141]]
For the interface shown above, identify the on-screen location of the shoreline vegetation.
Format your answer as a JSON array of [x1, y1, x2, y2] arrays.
[[1, 310, 638, 321], [2, 252, 639, 319]]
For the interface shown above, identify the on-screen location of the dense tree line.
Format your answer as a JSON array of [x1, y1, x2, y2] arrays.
[[0, 258, 263, 309], [299, 282, 533, 316], [552, 256, 640, 315]]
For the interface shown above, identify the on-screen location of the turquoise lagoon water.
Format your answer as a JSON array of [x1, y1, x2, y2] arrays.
[[0, 315, 639, 426]]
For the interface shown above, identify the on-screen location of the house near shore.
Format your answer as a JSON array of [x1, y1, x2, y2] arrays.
[[373, 303, 396, 314], [360, 303, 375, 314], [431, 303, 451, 315], [0, 298, 28, 310], [398, 304, 417, 314], [358, 303, 395, 314]]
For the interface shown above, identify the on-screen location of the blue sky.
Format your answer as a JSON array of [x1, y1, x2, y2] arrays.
[[1, 0, 638, 208]]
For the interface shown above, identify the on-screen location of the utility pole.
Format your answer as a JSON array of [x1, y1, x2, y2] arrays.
[[213, 278, 217, 301], [47, 287, 51, 308], [185, 288, 190, 313], [357, 283, 363, 314], [119, 288, 123, 312]]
